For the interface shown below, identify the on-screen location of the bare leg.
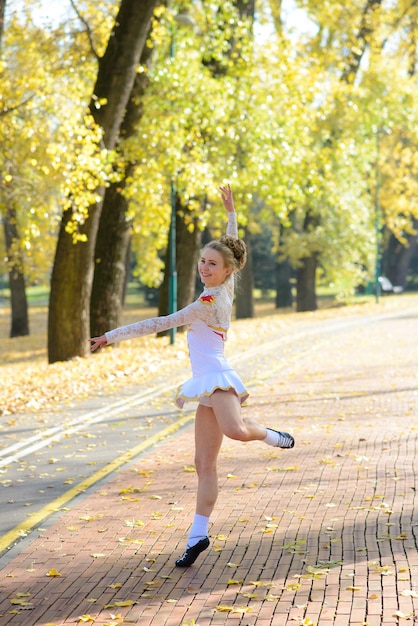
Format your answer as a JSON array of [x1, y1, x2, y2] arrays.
[[210, 389, 295, 448], [176, 392, 294, 566], [194, 403, 224, 517], [175, 404, 223, 567], [210, 389, 267, 441]]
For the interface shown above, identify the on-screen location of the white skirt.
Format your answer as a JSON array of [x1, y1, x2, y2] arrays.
[[175, 368, 249, 409]]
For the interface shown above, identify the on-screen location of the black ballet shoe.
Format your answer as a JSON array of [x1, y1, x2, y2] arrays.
[[267, 428, 295, 448], [175, 537, 210, 567]]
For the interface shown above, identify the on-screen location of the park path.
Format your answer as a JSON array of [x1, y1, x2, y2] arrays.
[[0, 300, 417, 626]]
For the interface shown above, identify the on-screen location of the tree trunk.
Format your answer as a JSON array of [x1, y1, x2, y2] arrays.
[[293, 0, 383, 312], [275, 259, 293, 308], [158, 196, 202, 334], [89, 178, 133, 337], [383, 223, 418, 289], [236, 227, 254, 319], [0, 0, 5, 50], [340, 0, 383, 84], [90, 36, 153, 336], [3, 206, 29, 337], [296, 255, 318, 312], [48, 0, 159, 363]]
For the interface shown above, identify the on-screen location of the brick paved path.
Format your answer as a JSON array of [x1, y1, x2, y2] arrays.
[[0, 305, 417, 625]]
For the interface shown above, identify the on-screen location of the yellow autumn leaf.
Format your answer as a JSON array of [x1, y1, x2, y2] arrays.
[[227, 578, 244, 585], [124, 519, 144, 527], [250, 580, 274, 588], [46, 568, 62, 577], [183, 466, 196, 472], [305, 565, 329, 576], [90, 553, 105, 558], [10, 598, 33, 607], [265, 593, 280, 601], [401, 590, 418, 598], [285, 583, 301, 590], [215, 605, 234, 612], [78, 616, 95, 623], [108, 583, 122, 589], [114, 600, 135, 607], [393, 610, 414, 619], [226, 562, 239, 567], [301, 619, 316, 626], [346, 586, 362, 591], [234, 606, 252, 614]]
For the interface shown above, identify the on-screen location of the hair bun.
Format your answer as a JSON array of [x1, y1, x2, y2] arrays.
[[219, 236, 247, 270]]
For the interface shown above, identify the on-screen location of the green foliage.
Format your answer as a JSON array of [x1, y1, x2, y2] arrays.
[[0, 0, 118, 278], [1, 0, 418, 300]]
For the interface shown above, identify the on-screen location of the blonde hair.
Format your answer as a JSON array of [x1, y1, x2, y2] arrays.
[[204, 236, 247, 272]]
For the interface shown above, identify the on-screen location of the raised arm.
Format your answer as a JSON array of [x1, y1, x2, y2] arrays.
[[219, 183, 238, 238]]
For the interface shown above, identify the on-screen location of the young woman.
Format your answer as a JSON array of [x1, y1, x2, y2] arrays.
[[89, 184, 294, 567]]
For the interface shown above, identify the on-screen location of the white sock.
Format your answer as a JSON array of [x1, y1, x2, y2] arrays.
[[187, 513, 209, 547], [263, 427, 279, 446]]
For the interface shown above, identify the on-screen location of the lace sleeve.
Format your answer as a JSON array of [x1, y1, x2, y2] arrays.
[[105, 298, 214, 345], [227, 212, 238, 238], [225, 212, 238, 297]]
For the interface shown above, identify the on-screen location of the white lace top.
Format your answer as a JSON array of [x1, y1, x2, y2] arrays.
[[105, 213, 248, 408]]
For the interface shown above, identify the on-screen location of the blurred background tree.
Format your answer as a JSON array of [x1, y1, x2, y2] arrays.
[[0, 0, 417, 354]]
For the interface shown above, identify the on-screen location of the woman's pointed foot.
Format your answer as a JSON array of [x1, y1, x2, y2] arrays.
[[266, 428, 295, 448], [175, 537, 210, 567]]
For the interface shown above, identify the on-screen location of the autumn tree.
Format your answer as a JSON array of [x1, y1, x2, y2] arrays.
[[269, 0, 418, 310], [0, 1, 74, 337], [48, 0, 160, 363], [89, 33, 154, 337]]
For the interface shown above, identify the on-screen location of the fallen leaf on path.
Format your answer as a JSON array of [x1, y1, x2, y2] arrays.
[[46, 568, 62, 577]]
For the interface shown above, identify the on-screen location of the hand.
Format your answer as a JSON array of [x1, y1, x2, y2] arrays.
[[89, 335, 108, 352], [219, 183, 235, 213]]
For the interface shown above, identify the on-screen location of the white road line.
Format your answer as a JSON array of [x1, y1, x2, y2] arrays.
[[0, 381, 179, 468], [1, 308, 410, 469]]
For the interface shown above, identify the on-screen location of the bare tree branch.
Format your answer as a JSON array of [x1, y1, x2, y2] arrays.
[[0, 94, 36, 118], [69, 0, 100, 59]]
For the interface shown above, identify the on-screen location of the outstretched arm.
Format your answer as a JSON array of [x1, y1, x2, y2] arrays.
[[89, 297, 215, 351], [90, 335, 108, 352]]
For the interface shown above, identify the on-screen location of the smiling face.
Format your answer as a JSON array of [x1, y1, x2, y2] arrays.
[[198, 247, 232, 288]]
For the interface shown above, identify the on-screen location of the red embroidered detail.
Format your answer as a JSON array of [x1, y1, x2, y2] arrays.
[[200, 294, 215, 304], [213, 330, 225, 339]]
